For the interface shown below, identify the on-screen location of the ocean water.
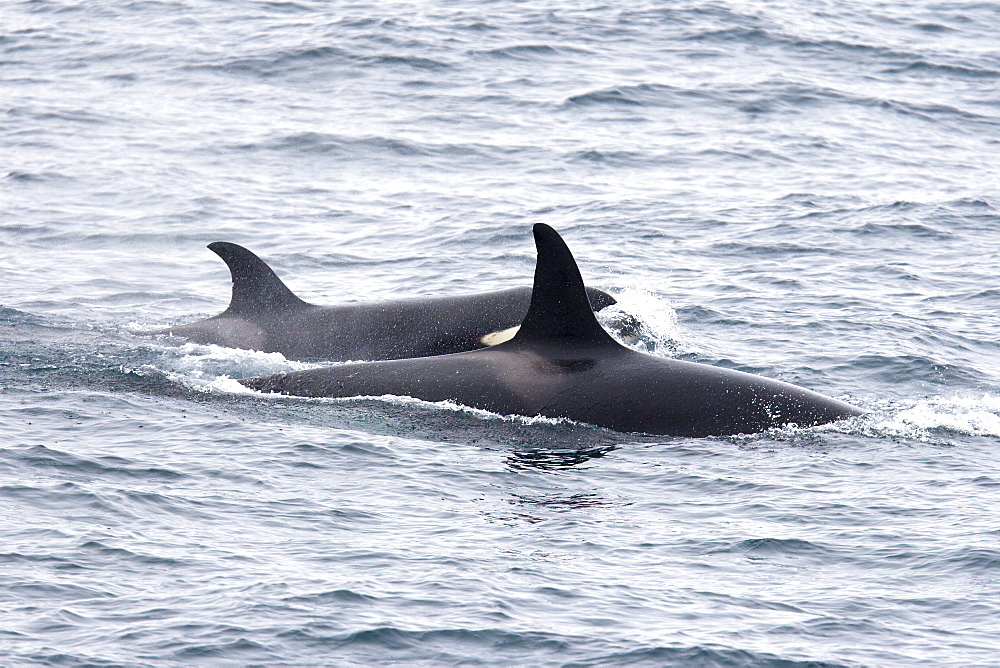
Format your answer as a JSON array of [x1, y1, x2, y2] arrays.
[[2, 0, 1000, 665]]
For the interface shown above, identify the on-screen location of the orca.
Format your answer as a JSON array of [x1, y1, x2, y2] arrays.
[[241, 225, 865, 437], [147, 241, 624, 361]]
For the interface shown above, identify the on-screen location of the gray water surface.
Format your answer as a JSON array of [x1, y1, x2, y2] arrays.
[[2, 1, 1000, 665]]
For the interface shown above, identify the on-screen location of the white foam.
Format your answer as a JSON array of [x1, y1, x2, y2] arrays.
[[139, 342, 330, 394], [598, 284, 696, 356], [870, 393, 1000, 439], [254, 392, 581, 427], [351, 394, 578, 426], [165, 342, 321, 376], [700, 392, 1000, 443]]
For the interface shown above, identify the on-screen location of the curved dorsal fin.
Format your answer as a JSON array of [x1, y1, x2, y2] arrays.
[[511, 224, 619, 346], [207, 242, 308, 315]]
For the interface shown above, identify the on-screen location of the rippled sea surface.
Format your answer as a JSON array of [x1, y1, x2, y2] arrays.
[[3, 1, 1000, 665]]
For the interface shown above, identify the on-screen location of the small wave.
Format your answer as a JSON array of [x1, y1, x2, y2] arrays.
[[565, 149, 645, 165], [119, 489, 219, 519], [885, 59, 1000, 80], [685, 26, 776, 46], [875, 98, 996, 127], [557, 77, 892, 122], [850, 353, 982, 387], [9, 444, 185, 481], [277, 625, 571, 657], [284, 589, 378, 605], [693, 590, 807, 614], [5, 104, 113, 125], [850, 220, 954, 240], [565, 83, 686, 107], [563, 74, 996, 131], [171, 637, 271, 660], [5, 170, 73, 183], [79, 540, 182, 567], [276, 625, 839, 667], [192, 45, 353, 78], [873, 546, 1000, 576], [231, 131, 507, 163], [470, 44, 566, 60], [698, 146, 791, 163], [254, 0, 314, 13], [235, 131, 427, 157], [913, 22, 955, 34], [5, 581, 116, 602], [362, 54, 451, 70], [286, 624, 846, 667], [730, 537, 835, 558], [567, 645, 846, 667], [1, 482, 137, 519], [198, 46, 451, 80], [691, 26, 942, 85], [943, 196, 999, 212], [868, 394, 1000, 439]]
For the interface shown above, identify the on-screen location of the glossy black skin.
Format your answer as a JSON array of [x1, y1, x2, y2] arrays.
[[242, 225, 865, 437], [150, 242, 618, 361], [242, 338, 863, 437], [157, 285, 619, 361]]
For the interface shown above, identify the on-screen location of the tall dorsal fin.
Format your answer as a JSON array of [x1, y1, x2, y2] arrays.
[[207, 242, 309, 315], [511, 224, 619, 346]]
